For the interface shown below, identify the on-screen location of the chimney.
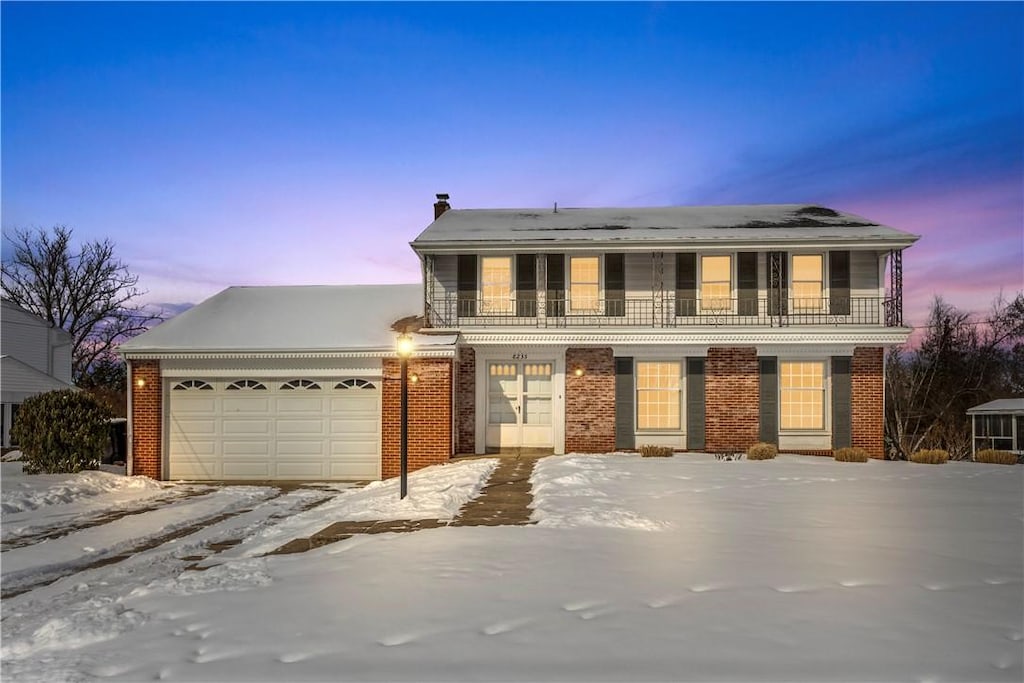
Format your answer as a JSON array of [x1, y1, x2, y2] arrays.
[[433, 193, 451, 220]]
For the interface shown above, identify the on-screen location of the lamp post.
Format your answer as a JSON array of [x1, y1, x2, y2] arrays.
[[396, 332, 415, 499]]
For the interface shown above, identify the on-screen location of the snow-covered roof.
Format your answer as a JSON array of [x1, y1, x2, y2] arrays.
[[0, 355, 76, 403], [967, 399, 1024, 414], [412, 204, 919, 250], [118, 284, 451, 356]]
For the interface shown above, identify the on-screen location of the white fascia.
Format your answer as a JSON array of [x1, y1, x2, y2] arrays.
[[460, 327, 912, 347]]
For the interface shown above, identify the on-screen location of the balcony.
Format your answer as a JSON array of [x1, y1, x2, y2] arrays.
[[427, 295, 902, 328]]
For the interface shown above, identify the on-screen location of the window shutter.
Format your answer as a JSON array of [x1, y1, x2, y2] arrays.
[[516, 255, 536, 317], [768, 252, 788, 317], [615, 357, 635, 449], [738, 252, 758, 316], [457, 255, 477, 318], [759, 357, 779, 443], [547, 254, 565, 317], [686, 357, 705, 450], [675, 253, 697, 316], [829, 251, 851, 315], [605, 254, 625, 317], [831, 357, 852, 448]]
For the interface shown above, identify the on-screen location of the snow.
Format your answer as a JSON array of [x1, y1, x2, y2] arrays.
[[3, 454, 1021, 682], [2, 462, 165, 514]]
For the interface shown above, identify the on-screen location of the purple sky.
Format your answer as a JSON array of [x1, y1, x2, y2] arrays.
[[2, 2, 1021, 328]]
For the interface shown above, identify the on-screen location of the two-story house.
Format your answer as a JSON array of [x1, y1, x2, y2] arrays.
[[121, 196, 916, 481]]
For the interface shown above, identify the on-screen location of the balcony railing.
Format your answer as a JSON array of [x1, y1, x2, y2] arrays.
[[427, 295, 902, 328]]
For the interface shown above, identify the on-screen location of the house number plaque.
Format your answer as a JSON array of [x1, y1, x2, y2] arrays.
[[512, 353, 528, 360]]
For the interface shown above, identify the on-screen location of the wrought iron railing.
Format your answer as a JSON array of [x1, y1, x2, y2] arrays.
[[427, 295, 898, 328]]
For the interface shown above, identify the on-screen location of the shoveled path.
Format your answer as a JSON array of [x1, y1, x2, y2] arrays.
[[268, 455, 542, 555]]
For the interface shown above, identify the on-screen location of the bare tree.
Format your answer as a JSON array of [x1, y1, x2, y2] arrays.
[[1, 225, 163, 385]]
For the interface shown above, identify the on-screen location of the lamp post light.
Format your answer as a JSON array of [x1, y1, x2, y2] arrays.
[[396, 332, 415, 499]]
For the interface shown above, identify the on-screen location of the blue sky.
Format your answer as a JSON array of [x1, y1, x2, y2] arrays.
[[2, 2, 1021, 325]]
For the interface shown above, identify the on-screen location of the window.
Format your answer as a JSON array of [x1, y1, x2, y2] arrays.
[[172, 380, 213, 391], [480, 256, 512, 314], [792, 254, 824, 312], [569, 255, 600, 313], [974, 414, 1016, 452], [280, 379, 321, 390], [780, 361, 825, 430], [636, 362, 681, 430], [335, 379, 376, 390], [226, 380, 267, 390], [700, 255, 732, 312]]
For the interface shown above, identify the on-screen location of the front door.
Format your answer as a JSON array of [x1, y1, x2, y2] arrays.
[[485, 361, 553, 450]]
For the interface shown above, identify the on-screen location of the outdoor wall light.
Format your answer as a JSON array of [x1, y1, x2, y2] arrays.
[[410, 372, 420, 384], [135, 378, 146, 388], [573, 367, 585, 377]]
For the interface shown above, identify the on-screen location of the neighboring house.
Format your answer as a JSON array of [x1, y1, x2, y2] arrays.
[[122, 196, 918, 481], [1, 299, 75, 447], [967, 399, 1024, 456]]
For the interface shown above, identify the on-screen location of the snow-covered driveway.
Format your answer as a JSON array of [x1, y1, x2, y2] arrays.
[[3, 455, 1022, 682]]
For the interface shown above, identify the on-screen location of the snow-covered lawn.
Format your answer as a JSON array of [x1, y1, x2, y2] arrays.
[[2, 454, 1021, 682]]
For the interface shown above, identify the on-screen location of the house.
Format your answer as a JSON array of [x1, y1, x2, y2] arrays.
[[121, 196, 918, 480], [1, 299, 75, 448], [967, 399, 1024, 456]]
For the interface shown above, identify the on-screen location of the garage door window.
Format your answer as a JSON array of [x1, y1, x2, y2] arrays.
[[281, 379, 321, 390], [226, 380, 267, 390], [173, 380, 213, 391], [336, 379, 377, 390]]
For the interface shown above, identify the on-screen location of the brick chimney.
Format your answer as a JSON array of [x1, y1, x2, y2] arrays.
[[433, 193, 451, 220]]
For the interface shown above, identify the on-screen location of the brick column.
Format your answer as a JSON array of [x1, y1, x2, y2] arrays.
[[705, 347, 760, 453], [130, 359, 162, 479], [382, 358, 453, 478], [852, 346, 885, 459], [456, 347, 476, 454], [565, 347, 615, 452]]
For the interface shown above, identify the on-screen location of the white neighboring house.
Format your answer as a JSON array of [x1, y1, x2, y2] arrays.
[[1, 299, 75, 447]]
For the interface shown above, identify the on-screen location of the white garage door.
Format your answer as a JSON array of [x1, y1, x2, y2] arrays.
[[168, 377, 380, 481]]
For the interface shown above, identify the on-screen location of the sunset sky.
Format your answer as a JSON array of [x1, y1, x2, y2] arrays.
[[2, 2, 1021, 327]]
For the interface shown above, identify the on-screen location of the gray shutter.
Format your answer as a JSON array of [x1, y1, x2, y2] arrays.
[[768, 252, 788, 317], [829, 251, 851, 315], [547, 254, 565, 317], [516, 255, 536, 317], [457, 255, 477, 318], [605, 254, 625, 317], [686, 357, 705, 450], [615, 357, 635, 450], [831, 357, 852, 448], [738, 252, 758, 316], [675, 253, 697, 316], [759, 357, 778, 443]]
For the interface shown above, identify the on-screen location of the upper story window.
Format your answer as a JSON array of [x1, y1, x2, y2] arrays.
[[700, 255, 732, 312], [480, 256, 512, 314], [792, 254, 824, 312], [569, 255, 600, 313]]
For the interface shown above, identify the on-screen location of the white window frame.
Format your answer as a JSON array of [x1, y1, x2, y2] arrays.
[[635, 360, 683, 432], [778, 360, 828, 432], [479, 255, 515, 315], [790, 252, 827, 313], [567, 254, 603, 314], [698, 253, 735, 313]]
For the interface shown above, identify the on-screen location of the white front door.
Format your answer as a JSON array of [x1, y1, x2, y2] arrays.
[[485, 361, 553, 450]]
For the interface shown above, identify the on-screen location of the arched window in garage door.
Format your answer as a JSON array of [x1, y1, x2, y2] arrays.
[[226, 380, 267, 390], [335, 379, 377, 390], [172, 380, 214, 391], [280, 379, 321, 390]]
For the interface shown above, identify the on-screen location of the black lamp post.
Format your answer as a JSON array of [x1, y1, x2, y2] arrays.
[[396, 332, 414, 499]]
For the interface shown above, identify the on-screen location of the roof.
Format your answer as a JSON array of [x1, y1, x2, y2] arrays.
[[118, 284, 451, 356], [412, 204, 919, 250], [0, 355, 76, 403], [967, 399, 1024, 414]]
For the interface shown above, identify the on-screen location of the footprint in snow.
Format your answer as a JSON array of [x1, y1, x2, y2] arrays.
[[277, 652, 312, 663], [838, 579, 883, 588], [688, 583, 725, 593], [578, 606, 616, 620], [983, 576, 1019, 585], [646, 595, 682, 609], [481, 617, 533, 635], [773, 584, 819, 594], [378, 632, 421, 647], [562, 599, 605, 612]]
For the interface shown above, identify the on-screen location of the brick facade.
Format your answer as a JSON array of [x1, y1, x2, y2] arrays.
[[130, 359, 163, 479], [381, 357, 453, 478], [565, 347, 615, 453], [852, 346, 885, 459], [705, 346, 760, 453], [456, 347, 475, 454]]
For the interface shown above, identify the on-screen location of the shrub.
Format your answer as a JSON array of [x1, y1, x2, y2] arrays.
[[975, 449, 1017, 465], [834, 447, 869, 462], [639, 444, 673, 458], [910, 449, 949, 464], [11, 389, 112, 474], [746, 442, 778, 460]]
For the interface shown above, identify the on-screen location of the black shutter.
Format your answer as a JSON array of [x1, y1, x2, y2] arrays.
[[516, 255, 536, 317], [605, 254, 625, 317], [831, 357, 852, 448], [686, 357, 705, 450], [759, 357, 778, 443], [829, 251, 851, 316], [675, 253, 697, 316], [768, 252, 788, 316], [615, 357, 635, 450], [457, 255, 477, 318], [547, 254, 565, 317], [738, 252, 758, 316]]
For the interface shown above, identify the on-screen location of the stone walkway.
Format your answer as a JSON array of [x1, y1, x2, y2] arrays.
[[268, 455, 542, 555]]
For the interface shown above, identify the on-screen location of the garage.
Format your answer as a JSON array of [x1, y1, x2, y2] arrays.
[[167, 376, 380, 480]]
